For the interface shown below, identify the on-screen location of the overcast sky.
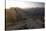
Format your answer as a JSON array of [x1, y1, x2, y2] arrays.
[[6, 0, 44, 9]]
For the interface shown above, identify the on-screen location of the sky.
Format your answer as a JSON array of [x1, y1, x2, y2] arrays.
[[6, 0, 44, 9]]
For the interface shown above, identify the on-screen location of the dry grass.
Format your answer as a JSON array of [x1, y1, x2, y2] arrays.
[[6, 8, 17, 26]]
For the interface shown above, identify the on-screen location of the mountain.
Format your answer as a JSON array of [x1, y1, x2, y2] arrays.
[[22, 7, 44, 16], [6, 7, 45, 30]]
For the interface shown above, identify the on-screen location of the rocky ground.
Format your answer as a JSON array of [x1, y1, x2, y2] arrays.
[[6, 16, 44, 30]]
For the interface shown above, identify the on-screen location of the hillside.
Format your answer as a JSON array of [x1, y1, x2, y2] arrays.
[[5, 7, 45, 30]]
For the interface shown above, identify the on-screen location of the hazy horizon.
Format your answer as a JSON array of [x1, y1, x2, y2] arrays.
[[6, 0, 44, 9]]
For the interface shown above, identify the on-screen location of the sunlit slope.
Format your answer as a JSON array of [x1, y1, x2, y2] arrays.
[[6, 7, 23, 26], [6, 8, 17, 26]]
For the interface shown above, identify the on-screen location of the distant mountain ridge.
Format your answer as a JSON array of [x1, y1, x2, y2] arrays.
[[15, 7, 44, 16]]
